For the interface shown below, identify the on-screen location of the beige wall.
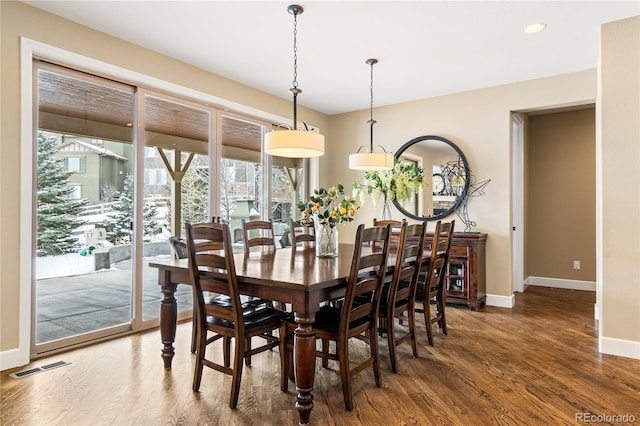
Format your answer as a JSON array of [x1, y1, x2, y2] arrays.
[[599, 16, 640, 350], [329, 72, 597, 303], [525, 108, 596, 281], [0, 1, 330, 355]]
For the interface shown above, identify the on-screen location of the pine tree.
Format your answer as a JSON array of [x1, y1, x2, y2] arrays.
[[181, 163, 209, 224], [103, 174, 162, 244], [36, 132, 88, 256]]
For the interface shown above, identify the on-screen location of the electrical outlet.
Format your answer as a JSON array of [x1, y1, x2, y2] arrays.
[[573, 260, 581, 270]]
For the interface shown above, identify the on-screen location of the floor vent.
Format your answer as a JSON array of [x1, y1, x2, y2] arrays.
[[10, 360, 71, 379]]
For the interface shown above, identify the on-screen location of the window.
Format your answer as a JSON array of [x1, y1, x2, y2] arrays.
[[219, 115, 265, 225], [68, 184, 81, 199], [64, 156, 85, 173]]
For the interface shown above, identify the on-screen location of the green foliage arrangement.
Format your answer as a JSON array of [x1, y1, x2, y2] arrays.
[[352, 158, 425, 204]]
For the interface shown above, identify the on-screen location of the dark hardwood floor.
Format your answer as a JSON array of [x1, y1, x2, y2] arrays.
[[2, 286, 639, 425]]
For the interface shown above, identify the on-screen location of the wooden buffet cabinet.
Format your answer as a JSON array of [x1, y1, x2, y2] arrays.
[[424, 232, 487, 311]]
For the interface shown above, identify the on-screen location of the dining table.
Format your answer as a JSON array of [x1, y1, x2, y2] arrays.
[[149, 243, 360, 425]]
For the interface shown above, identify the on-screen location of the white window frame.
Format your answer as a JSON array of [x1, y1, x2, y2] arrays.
[[64, 156, 85, 173]]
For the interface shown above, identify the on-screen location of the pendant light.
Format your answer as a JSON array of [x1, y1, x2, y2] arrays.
[[348, 58, 394, 171], [264, 4, 325, 158]]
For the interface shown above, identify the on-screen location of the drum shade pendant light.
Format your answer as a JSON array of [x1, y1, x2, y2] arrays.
[[349, 58, 394, 170], [265, 4, 325, 158]]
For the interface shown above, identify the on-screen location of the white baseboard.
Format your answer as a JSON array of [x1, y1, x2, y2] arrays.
[[600, 336, 640, 360], [0, 348, 28, 372], [486, 293, 515, 308], [525, 276, 596, 291]]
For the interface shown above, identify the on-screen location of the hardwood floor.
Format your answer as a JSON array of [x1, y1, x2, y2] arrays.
[[2, 287, 639, 425]]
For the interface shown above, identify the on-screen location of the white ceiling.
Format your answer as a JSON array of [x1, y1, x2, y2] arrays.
[[22, 1, 639, 116]]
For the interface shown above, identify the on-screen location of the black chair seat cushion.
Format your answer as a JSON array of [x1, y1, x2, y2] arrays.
[[205, 304, 287, 329], [310, 305, 370, 333]]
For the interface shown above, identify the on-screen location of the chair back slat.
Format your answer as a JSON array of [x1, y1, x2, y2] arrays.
[[246, 237, 276, 248], [198, 275, 232, 295], [193, 255, 227, 271]]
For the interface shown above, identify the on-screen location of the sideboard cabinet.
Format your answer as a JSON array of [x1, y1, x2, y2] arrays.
[[424, 232, 487, 311]]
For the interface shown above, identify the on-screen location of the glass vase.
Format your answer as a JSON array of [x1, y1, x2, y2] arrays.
[[315, 222, 339, 258], [380, 192, 392, 221]]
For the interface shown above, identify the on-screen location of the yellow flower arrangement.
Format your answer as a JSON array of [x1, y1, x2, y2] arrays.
[[298, 183, 359, 228]]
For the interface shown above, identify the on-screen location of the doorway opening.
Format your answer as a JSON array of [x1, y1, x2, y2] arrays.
[[511, 106, 596, 311]]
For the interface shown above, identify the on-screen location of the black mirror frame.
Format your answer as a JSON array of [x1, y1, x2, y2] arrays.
[[393, 135, 471, 222]]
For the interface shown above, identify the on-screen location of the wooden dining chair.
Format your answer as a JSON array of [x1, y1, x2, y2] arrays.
[[289, 218, 315, 250], [280, 223, 391, 411], [421, 220, 455, 346], [372, 218, 404, 251], [240, 218, 286, 311], [185, 221, 288, 408], [241, 219, 277, 254], [377, 221, 426, 373]]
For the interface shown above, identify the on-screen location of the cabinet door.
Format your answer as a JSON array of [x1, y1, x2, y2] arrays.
[[446, 257, 468, 298]]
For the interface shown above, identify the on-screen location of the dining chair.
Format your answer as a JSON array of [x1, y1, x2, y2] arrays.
[[241, 218, 286, 313], [241, 219, 277, 254], [420, 220, 455, 346], [280, 223, 391, 411], [185, 221, 288, 408], [186, 216, 267, 354], [372, 218, 404, 251], [289, 218, 315, 250], [377, 221, 426, 373]]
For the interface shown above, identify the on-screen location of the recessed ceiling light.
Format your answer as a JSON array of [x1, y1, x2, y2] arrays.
[[524, 23, 547, 33]]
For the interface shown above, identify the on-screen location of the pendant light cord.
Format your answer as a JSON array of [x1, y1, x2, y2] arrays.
[[290, 7, 302, 130], [367, 58, 378, 153], [292, 11, 298, 91]]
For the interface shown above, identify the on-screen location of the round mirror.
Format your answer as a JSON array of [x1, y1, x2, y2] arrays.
[[393, 135, 470, 221]]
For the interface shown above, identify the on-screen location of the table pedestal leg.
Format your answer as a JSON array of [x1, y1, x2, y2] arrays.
[[159, 270, 178, 369], [294, 312, 316, 425]]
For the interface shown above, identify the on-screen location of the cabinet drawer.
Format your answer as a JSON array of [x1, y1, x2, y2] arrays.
[[450, 245, 469, 257]]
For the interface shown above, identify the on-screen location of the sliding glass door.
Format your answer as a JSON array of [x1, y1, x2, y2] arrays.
[[34, 62, 136, 352], [140, 92, 212, 322]]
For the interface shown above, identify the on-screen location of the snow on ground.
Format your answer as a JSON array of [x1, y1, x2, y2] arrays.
[[36, 252, 96, 280]]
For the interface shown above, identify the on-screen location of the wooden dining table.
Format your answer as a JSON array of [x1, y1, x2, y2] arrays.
[[149, 243, 358, 425]]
